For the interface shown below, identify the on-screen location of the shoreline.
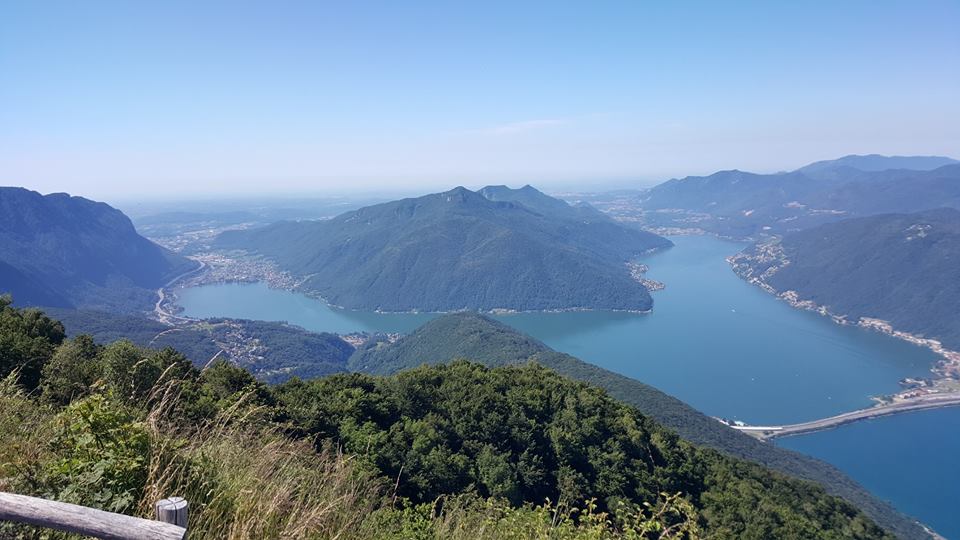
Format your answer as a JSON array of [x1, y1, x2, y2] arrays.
[[163, 250, 657, 318], [727, 247, 960, 402], [169, 276, 655, 317]]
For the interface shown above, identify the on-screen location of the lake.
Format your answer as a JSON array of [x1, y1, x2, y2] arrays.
[[177, 235, 939, 425], [779, 408, 960, 539], [177, 233, 954, 535]]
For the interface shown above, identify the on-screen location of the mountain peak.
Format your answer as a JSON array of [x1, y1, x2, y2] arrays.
[[439, 186, 487, 205]]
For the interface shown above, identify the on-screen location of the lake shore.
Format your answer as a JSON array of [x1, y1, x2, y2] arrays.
[[165, 250, 657, 317], [727, 247, 960, 403]]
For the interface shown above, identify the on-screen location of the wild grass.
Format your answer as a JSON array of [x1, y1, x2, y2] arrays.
[[0, 367, 698, 539], [134, 370, 389, 540], [0, 373, 54, 494]]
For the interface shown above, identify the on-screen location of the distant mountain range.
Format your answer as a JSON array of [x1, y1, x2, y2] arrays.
[[348, 311, 929, 540], [631, 154, 960, 238], [0, 187, 195, 312], [217, 185, 671, 312], [798, 154, 959, 174], [732, 207, 960, 351]]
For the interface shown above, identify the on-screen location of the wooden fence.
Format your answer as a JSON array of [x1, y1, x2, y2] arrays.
[[0, 492, 187, 540]]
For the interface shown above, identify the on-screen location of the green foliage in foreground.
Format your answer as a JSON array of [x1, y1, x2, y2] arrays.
[[0, 296, 66, 389], [277, 363, 889, 539], [0, 303, 893, 539]]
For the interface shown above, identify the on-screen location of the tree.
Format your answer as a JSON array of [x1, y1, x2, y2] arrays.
[[0, 295, 65, 389], [41, 334, 102, 405]]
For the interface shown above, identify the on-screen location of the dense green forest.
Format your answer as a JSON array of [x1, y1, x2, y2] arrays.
[[735, 208, 960, 350], [350, 312, 931, 539], [216, 186, 671, 312], [0, 299, 895, 539], [0, 187, 195, 312]]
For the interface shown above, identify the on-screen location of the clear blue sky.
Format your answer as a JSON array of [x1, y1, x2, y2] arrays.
[[2, 0, 958, 198]]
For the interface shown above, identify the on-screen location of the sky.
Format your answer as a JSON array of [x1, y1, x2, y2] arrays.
[[2, 0, 959, 199]]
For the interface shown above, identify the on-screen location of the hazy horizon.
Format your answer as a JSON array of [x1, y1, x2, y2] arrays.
[[3, 1, 958, 199]]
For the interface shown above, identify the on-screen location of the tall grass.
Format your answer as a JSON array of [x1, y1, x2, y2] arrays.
[[0, 374, 54, 494], [136, 373, 389, 540], [0, 369, 697, 539]]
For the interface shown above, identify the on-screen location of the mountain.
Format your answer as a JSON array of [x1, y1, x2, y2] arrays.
[[632, 156, 960, 239], [798, 154, 959, 175], [0, 259, 66, 307], [349, 312, 931, 539], [216, 186, 671, 312], [732, 208, 960, 351], [0, 187, 196, 312], [802, 165, 960, 215]]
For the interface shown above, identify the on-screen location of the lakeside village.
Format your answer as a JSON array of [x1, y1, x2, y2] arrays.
[[626, 261, 665, 292], [728, 241, 960, 405], [179, 251, 301, 290], [152, 250, 401, 373]]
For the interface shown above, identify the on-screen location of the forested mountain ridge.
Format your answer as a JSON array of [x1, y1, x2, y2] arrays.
[[732, 208, 960, 351], [0, 301, 896, 538], [0, 187, 195, 312], [349, 312, 932, 539], [629, 155, 960, 239], [216, 185, 671, 312]]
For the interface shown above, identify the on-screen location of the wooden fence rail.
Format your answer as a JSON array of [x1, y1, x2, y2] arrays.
[[0, 492, 187, 540]]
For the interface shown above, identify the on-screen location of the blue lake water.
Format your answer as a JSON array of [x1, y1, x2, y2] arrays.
[[779, 408, 960, 539], [177, 234, 954, 535], [178, 235, 938, 425]]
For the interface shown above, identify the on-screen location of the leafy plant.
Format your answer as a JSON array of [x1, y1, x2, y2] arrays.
[[43, 393, 149, 513]]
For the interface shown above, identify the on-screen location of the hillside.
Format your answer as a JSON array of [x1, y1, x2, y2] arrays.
[[0, 187, 195, 312], [732, 208, 960, 351], [45, 308, 354, 383], [631, 155, 960, 239], [0, 301, 894, 539], [216, 186, 671, 312], [349, 312, 931, 539]]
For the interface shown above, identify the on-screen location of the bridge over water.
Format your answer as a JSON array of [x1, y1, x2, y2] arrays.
[[730, 393, 960, 441]]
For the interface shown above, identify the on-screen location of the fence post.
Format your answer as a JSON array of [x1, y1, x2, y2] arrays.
[[155, 497, 188, 532], [0, 491, 186, 540]]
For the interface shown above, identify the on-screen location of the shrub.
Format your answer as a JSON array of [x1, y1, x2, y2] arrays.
[[42, 393, 150, 514]]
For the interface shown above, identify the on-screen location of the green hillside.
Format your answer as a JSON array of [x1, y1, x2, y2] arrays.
[[45, 308, 354, 383], [216, 186, 671, 312], [0, 300, 893, 539], [734, 208, 960, 350], [349, 312, 931, 539]]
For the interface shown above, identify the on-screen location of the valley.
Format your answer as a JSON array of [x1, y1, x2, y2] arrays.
[[163, 230, 956, 537], [57, 170, 954, 538], [6, 4, 957, 537], [173, 235, 940, 425], [4, 158, 958, 538]]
